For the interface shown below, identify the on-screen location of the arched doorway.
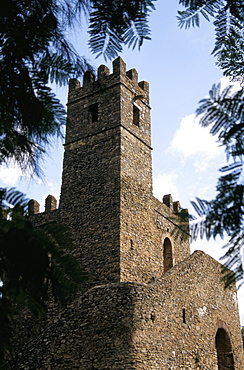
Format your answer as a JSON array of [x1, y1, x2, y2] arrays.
[[215, 327, 235, 370], [163, 237, 173, 273]]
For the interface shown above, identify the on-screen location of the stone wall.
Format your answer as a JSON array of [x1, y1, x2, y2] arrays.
[[6, 252, 244, 369]]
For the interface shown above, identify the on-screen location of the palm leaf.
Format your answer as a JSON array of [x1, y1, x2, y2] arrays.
[[88, 0, 155, 59], [177, 0, 222, 29]]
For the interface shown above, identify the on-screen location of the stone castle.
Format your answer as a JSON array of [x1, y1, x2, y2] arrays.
[[7, 58, 244, 369]]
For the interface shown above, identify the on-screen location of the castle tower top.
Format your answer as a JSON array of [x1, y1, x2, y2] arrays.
[[68, 57, 149, 105], [65, 57, 151, 148]]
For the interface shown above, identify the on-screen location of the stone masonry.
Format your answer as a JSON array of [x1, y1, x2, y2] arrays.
[[6, 58, 244, 369]]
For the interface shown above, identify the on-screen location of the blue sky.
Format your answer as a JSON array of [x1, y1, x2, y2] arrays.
[[1, 1, 244, 322]]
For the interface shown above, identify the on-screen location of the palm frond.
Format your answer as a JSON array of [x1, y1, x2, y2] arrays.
[[177, 0, 222, 29], [190, 77, 244, 285], [196, 83, 244, 150], [191, 197, 211, 217], [4, 188, 29, 210], [124, 15, 151, 50], [212, 7, 244, 77], [0, 0, 93, 175], [178, 0, 244, 78], [88, 0, 155, 59]]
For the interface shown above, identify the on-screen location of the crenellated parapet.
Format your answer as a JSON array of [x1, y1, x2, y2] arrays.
[[65, 56, 152, 153], [28, 195, 57, 215], [68, 57, 150, 106], [45, 195, 57, 212], [162, 193, 188, 215], [28, 199, 40, 215]]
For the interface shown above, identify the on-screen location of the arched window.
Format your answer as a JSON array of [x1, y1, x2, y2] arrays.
[[163, 237, 173, 273], [215, 327, 235, 370]]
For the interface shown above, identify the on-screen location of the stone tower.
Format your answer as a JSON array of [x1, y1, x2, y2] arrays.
[[6, 58, 244, 369], [59, 56, 190, 286]]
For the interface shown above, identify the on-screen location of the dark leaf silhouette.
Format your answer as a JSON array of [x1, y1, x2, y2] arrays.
[[178, 0, 244, 79], [190, 83, 244, 286], [0, 188, 85, 360]]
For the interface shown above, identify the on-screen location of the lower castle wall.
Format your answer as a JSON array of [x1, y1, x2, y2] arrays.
[[128, 251, 244, 369], [6, 251, 244, 369]]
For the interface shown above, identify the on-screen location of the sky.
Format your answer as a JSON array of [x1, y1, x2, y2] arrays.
[[1, 1, 244, 323]]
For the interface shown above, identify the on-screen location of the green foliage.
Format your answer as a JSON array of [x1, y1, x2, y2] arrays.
[[190, 84, 244, 286], [213, 7, 244, 78], [0, 0, 91, 175], [178, 1, 244, 286], [89, 0, 155, 60], [0, 188, 85, 357], [178, 0, 222, 28], [1, 0, 155, 174], [178, 0, 244, 79]]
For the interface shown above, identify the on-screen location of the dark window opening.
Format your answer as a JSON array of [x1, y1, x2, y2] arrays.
[[182, 308, 186, 324], [163, 237, 173, 273], [133, 104, 140, 127], [89, 103, 98, 123], [215, 328, 235, 370], [195, 356, 200, 364]]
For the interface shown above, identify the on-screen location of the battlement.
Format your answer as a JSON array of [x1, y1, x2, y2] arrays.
[[28, 195, 57, 215], [162, 193, 188, 215], [65, 56, 152, 149], [68, 57, 150, 105]]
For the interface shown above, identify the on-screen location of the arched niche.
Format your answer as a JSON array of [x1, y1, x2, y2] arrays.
[[215, 327, 235, 370], [163, 237, 173, 273]]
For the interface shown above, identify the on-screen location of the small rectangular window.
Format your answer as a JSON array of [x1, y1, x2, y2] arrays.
[[133, 104, 140, 127], [89, 103, 98, 123], [182, 308, 186, 324]]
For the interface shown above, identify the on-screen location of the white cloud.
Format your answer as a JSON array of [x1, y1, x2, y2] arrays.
[[153, 173, 179, 202], [168, 114, 224, 172], [0, 164, 61, 213], [0, 164, 24, 187], [169, 114, 221, 158], [168, 76, 241, 165]]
